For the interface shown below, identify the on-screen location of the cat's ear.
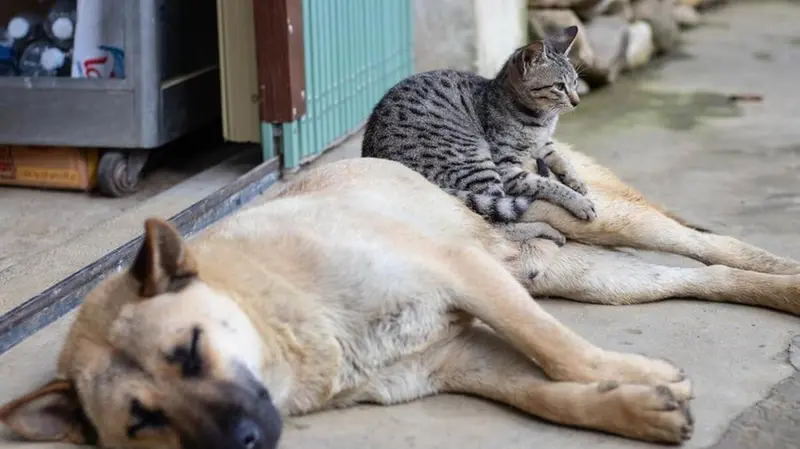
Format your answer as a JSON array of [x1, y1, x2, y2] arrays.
[[547, 25, 579, 56], [519, 41, 545, 67]]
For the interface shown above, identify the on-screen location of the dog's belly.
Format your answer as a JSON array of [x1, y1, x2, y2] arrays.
[[286, 221, 476, 407], [324, 240, 469, 383], [329, 299, 472, 408]]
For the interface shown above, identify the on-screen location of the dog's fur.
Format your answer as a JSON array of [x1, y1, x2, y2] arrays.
[[2, 141, 800, 449]]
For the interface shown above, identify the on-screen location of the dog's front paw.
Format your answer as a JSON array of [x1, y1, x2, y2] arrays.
[[558, 172, 589, 196], [590, 351, 689, 392], [597, 383, 694, 444]]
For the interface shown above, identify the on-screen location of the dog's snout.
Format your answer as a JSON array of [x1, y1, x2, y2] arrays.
[[174, 374, 283, 449], [234, 418, 262, 449]]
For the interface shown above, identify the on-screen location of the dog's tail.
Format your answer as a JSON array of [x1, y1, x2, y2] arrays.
[[663, 210, 714, 234], [444, 188, 532, 223]]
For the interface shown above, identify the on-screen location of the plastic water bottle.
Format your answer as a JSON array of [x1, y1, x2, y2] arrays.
[[40, 46, 71, 76], [44, 0, 77, 50], [7, 12, 45, 52], [17, 40, 69, 77]]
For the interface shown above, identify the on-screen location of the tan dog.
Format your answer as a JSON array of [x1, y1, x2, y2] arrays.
[[2, 141, 799, 449]]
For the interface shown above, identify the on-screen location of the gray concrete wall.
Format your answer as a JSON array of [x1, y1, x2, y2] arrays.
[[412, 0, 527, 76], [412, 0, 478, 73], [474, 0, 528, 77]]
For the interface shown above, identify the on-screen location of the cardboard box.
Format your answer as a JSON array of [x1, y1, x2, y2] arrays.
[[0, 146, 98, 191]]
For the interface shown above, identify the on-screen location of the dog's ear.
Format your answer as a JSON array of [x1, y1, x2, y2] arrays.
[[0, 379, 95, 444], [130, 217, 198, 297]]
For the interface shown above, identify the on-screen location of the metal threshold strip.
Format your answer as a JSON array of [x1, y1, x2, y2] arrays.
[[0, 152, 280, 355]]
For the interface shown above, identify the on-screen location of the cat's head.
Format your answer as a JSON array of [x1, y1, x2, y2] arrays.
[[504, 26, 581, 115]]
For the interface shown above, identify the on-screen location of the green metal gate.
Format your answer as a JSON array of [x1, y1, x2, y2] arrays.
[[258, 0, 414, 170]]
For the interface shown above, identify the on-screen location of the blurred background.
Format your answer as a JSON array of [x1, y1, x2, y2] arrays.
[[1, 1, 800, 448]]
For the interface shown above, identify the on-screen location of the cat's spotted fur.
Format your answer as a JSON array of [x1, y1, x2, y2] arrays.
[[362, 26, 595, 226]]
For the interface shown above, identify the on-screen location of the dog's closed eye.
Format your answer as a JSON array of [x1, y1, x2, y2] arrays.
[[127, 399, 168, 438], [165, 326, 204, 377]]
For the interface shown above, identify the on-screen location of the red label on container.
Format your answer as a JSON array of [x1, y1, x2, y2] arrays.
[[0, 146, 15, 179]]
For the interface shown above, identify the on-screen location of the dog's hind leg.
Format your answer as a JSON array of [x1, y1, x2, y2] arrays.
[[443, 246, 691, 388], [527, 240, 800, 316], [523, 197, 800, 275], [521, 146, 800, 275], [422, 326, 693, 444]]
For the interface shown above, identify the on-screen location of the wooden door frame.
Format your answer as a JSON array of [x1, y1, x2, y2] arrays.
[[252, 0, 308, 125]]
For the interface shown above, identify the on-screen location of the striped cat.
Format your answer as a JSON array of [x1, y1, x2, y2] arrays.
[[362, 26, 595, 229]]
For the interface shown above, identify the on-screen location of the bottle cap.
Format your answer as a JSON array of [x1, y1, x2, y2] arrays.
[[8, 17, 31, 39], [51, 17, 74, 40], [40, 46, 65, 70]]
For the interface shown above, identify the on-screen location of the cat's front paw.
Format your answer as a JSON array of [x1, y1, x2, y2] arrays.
[[560, 173, 589, 196], [565, 195, 597, 221]]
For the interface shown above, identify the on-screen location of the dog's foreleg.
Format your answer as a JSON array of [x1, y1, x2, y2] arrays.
[[426, 326, 693, 444], [521, 192, 800, 275], [446, 247, 689, 386], [529, 241, 800, 315]]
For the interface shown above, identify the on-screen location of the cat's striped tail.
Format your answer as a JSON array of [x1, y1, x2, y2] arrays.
[[443, 188, 532, 223]]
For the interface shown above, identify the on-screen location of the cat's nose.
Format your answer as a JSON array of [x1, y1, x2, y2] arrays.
[[569, 92, 580, 107]]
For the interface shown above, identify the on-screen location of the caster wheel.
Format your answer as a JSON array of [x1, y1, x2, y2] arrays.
[[97, 150, 148, 198]]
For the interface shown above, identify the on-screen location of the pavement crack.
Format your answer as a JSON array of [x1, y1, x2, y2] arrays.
[[788, 335, 800, 371], [703, 336, 800, 449]]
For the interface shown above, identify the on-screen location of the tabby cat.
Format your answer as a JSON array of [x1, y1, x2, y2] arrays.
[[362, 26, 596, 228]]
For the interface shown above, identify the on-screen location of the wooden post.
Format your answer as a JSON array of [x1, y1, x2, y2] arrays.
[[252, 0, 307, 123]]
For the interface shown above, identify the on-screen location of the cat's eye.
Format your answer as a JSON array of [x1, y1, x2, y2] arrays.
[[554, 83, 566, 91], [127, 399, 169, 438]]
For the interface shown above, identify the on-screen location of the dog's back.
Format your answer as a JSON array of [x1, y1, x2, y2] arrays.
[[244, 157, 517, 263]]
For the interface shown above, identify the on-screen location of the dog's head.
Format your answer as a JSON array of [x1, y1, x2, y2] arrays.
[[0, 218, 282, 449]]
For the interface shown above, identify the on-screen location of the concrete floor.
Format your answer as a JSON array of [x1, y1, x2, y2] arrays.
[[0, 135, 260, 316], [2, 1, 800, 448], [0, 170, 186, 274], [0, 128, 232, 271]]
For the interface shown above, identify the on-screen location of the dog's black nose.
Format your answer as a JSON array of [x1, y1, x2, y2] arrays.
[[234, 418, 262, 449]]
